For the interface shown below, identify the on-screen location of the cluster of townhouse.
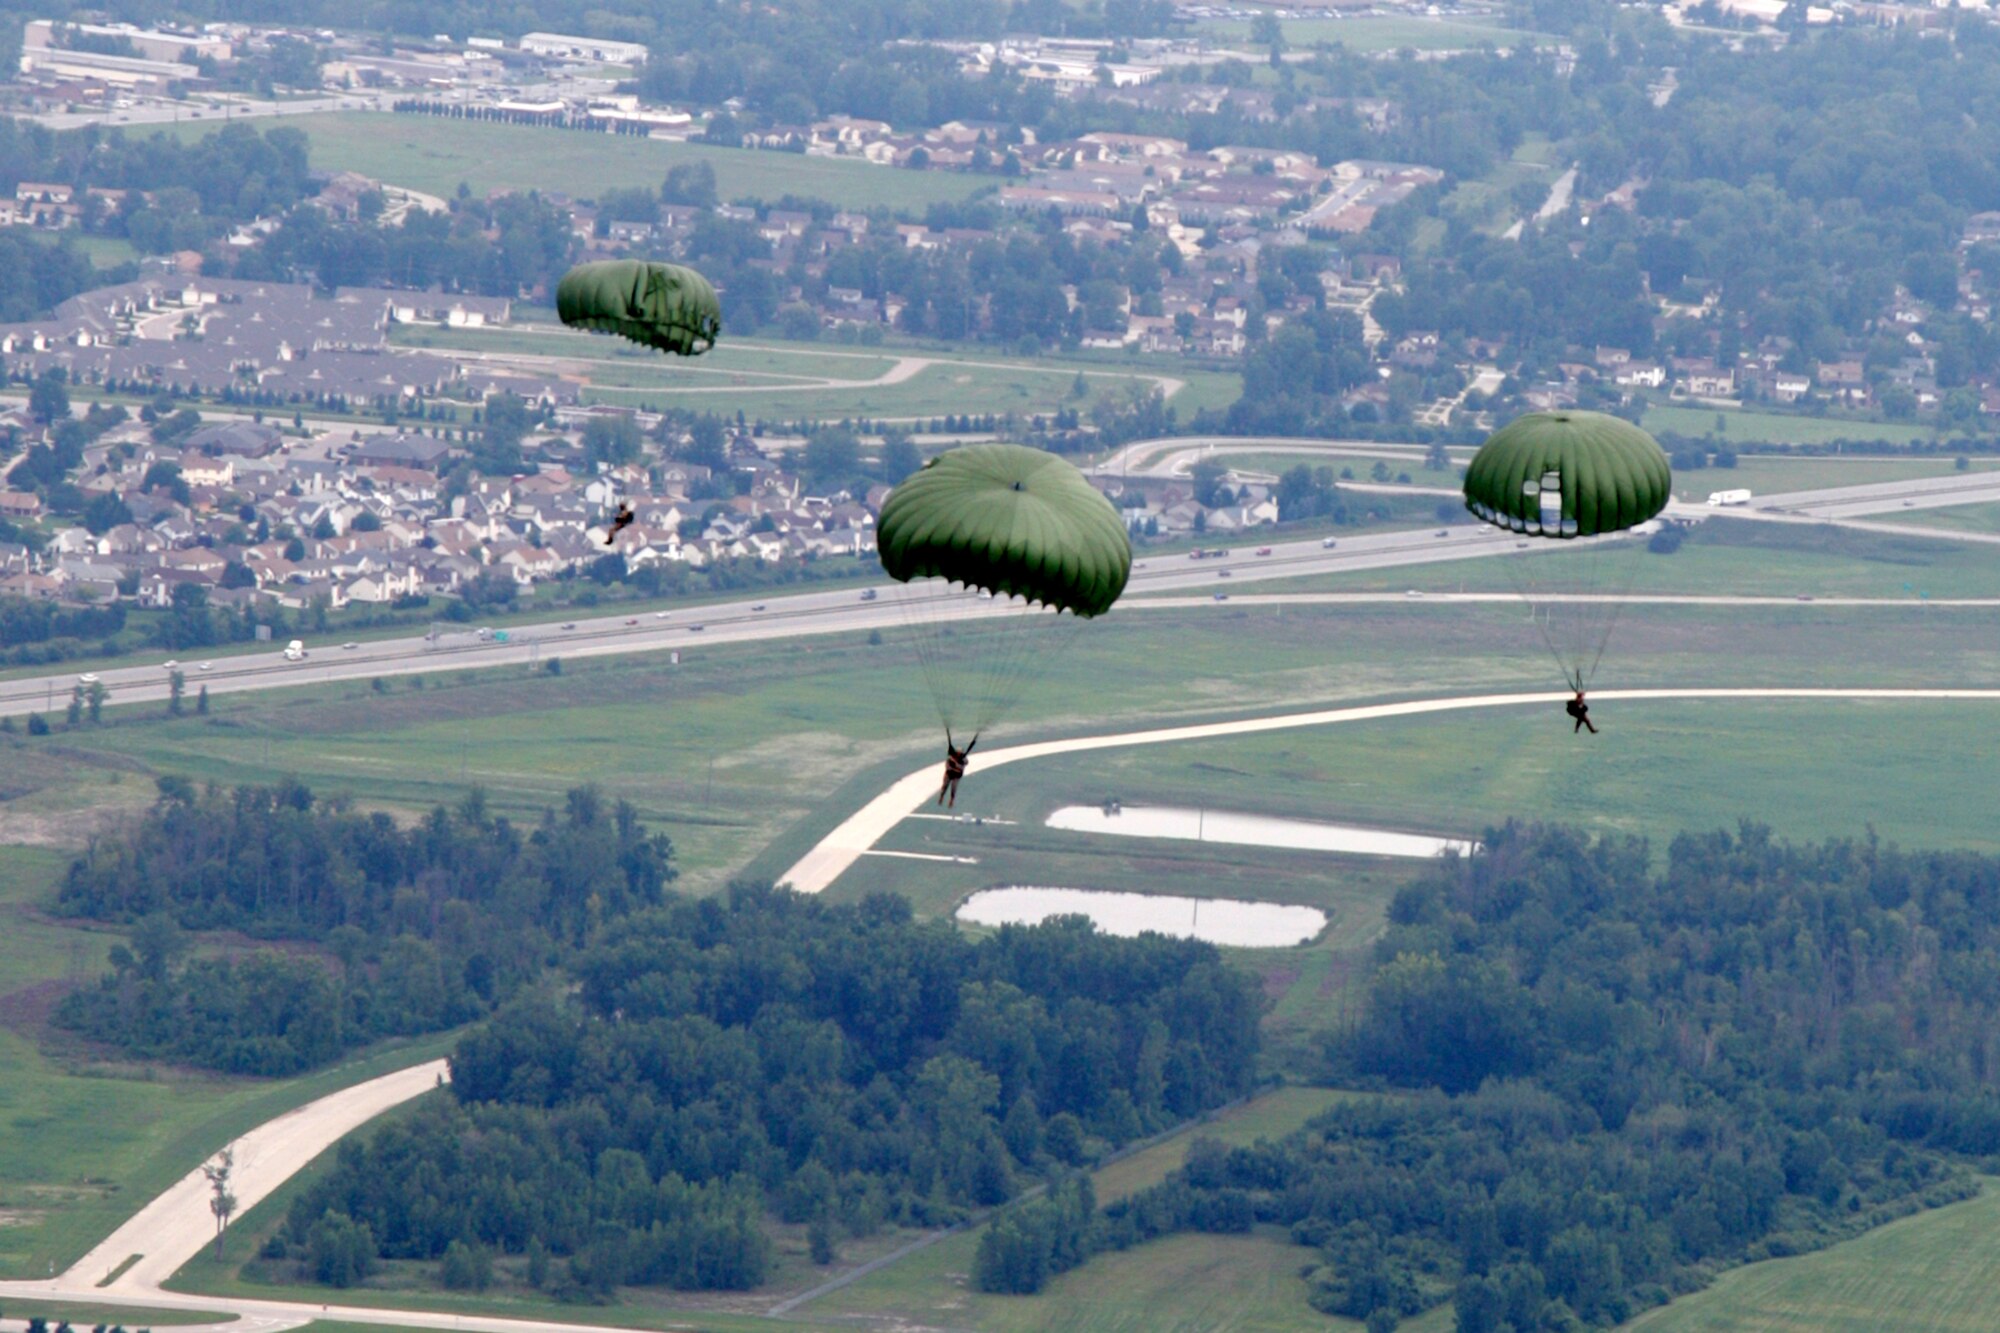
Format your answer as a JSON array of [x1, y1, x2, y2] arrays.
[[0, 405, 891, 608]]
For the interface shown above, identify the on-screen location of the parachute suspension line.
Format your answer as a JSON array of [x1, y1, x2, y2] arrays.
[[1499, 532, 1645, 692], [890, 581, 1085, 741]]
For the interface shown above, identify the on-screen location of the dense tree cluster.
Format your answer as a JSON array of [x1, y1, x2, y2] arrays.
[[55, 780, 674, 1074], [278, 886, 1258, 1298], [1092, 823, 2000, 1327]]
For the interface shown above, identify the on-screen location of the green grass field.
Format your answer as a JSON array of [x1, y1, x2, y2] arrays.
[[34, 233, 139, 270], [390, 319, 1234, 421], [1880, 500, 2000, 536], [1671, 454, 2000, 500], [0, 1298, 231, 1326], [1627, 1179, 2000, 1332], [147, 114, 984, 212], [1213, 518, 2000, 601], [1438, 135, 1559, 236], [1644, 403, 1938, 447]]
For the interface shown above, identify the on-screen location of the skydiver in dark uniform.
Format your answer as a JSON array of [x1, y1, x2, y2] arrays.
[[939, 732, 976, 807], [1566, 689, 1597, 735], [604, 502, 635, 545]]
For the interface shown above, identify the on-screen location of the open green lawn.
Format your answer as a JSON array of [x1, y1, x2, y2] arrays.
[[1219, 451, 1462, 488], [1644, 403, 1938, 447], [147, 114, 983, 211], [35, 233, 139, 270], [390, 319, 1232, 421], [392, 325, 902, 384], [1215, 518, 2000, 601], [0, 1299, 230, 1326], [1882, 499, 2000, 537], [1439, 134, 1558, 235], [1673, 454, 2000, 500], [1627, 1179, 2000, 1332]]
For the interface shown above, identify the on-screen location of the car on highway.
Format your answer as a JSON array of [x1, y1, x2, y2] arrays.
[[689, 624, 705, 631], [1516, 541, 1530, 548], [1218, 569, 1232, 578], [1435, 529, 1451, 537], [343, 642, 359, 650], [1797, 594, 1814, 601], [625, 618, 639, 626], [1188, 549, 1206, 560], [655, 610, 671, 619], [78, 672, 100, 684], [751, 604, 767, 612], [1321, 537, 1338, 548], [1256, 547, 1273, 556], [562, 622, 577, 630], [1214, 592, 1230, 601], [1406, 590, 1425, 598], [860, 589, 878, 601], [162, 660, 178, 670], [198, 661, 212, 671]]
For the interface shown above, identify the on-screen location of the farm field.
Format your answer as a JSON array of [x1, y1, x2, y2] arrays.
[[1644, 402, 1938, 447], [1627, 1179, 2000, 1332], [148, 114, 982, 212]]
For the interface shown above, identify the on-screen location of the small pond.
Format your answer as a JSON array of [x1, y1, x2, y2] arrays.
[[1047, 804, 1475, 859], [956, 886, 1327, 948]]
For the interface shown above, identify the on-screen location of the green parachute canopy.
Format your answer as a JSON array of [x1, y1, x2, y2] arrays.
[[877, 444, 1132, 616], [556, 260, 721, 357], [1462, 411, 1675, 692], [1463, 410, 1672, 539]]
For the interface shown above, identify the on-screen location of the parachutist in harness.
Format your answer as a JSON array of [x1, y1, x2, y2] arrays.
[[1566, 690, 1597, 735], [604, 502, 635, 545], [939, 733, 977, 808]]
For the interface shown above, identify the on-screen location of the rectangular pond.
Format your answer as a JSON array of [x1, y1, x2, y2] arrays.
[[1046, 804, 1475, 859]]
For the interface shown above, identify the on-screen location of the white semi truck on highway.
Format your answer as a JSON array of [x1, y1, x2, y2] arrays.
[[284, 639, 307, 661], [1706, 488, 1752, 507]]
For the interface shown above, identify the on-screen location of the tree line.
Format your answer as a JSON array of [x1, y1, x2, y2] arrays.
[[273, 884, 1259, 1298], [1058, 822, 2000, 1328], [56, 779, 674, 1074]]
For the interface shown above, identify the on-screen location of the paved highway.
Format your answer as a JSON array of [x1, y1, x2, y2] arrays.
[[14, 471, 1998, 723], [1749, 472, 2000, 519], [0, 526, 1565, 720]]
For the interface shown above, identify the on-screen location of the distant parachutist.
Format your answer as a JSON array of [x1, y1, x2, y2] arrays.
[[938, 733, 976, 808], [1566, 690, 1597, 735], [604, 502, 635, 546]]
